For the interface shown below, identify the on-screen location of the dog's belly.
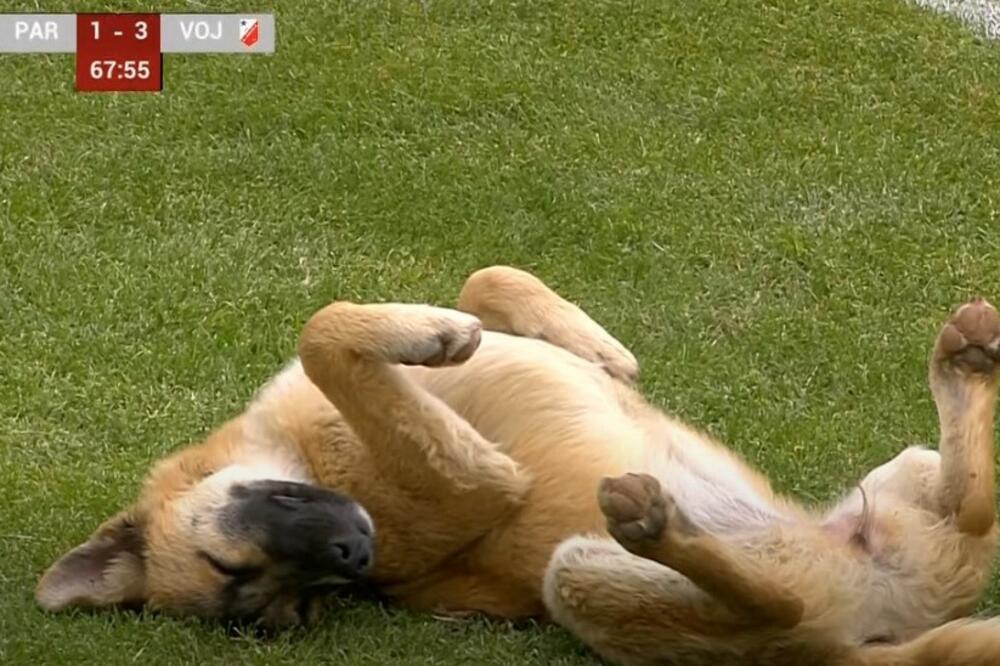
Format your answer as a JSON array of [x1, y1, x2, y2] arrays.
[[408, 332, 791, 604], [406, 333, 649, 597], [409, 332, 648, 471], [421, 333, 788, 534]]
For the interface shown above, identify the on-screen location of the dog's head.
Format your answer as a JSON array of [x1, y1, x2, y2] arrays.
[[35, 427, 374, 627]]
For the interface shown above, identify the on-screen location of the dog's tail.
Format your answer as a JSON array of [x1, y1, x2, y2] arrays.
[[837, 618, 1000, 666]]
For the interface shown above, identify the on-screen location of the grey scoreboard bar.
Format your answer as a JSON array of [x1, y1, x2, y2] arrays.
[[161, 14, 274, 53], [0, 14, 76, 52], [0, 13, 275, 53]]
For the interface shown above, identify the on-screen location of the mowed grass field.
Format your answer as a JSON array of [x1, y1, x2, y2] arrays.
[[3, 0, 1000, 663]]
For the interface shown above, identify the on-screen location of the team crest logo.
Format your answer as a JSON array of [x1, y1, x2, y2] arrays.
[[239, 18, 259, 48]]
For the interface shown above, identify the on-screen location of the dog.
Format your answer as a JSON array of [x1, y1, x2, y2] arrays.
[[36, 266, 1000, 664]]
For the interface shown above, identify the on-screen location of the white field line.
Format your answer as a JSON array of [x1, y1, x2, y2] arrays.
[[909, 0, 1000, 39]]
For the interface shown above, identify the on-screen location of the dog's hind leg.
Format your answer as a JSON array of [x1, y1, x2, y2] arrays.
[[544, 534, 836, 666], [457, 266, 639, 383], [544, 475, 835, 666], [298, 302, 531, 576], [544, 535, 724, 666], [929, 298, 1000, 536]]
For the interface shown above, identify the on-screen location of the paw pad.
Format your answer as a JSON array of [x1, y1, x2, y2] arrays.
[[936, 298, 1000, 375], [598, 473, 667, 544]]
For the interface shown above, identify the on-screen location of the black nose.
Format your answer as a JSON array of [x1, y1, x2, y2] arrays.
[[329, 534, 373, 574]]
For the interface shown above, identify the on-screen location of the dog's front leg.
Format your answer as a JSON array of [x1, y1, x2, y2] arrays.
[[298, 302, 530, 503]]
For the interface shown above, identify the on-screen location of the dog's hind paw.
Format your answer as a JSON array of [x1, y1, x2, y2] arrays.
[[935, 298, 1000, 376], [598, 473, 666, 546], [598, 473, 701, 556]]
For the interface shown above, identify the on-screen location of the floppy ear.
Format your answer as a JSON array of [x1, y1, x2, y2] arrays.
[[35, 509, 147, 612]]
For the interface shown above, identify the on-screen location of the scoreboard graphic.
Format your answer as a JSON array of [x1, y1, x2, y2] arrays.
[[0, 13, 275, 92]]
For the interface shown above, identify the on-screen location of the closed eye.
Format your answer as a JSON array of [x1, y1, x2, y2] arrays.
[[271, 493, 307, 503], [198, 551, 263, 580], [269, 493, 310, 509], [863, 634, 895, 645]]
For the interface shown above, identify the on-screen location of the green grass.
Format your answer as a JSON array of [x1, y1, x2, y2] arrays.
[[2, 0, 1000, 663]]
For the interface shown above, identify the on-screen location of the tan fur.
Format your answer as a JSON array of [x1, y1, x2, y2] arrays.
[[37, 268, 1000, 663]]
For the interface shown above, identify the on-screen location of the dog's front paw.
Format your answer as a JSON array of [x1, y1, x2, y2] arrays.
[[396, 307, 483, 368], [934, 298, 1000, 376]]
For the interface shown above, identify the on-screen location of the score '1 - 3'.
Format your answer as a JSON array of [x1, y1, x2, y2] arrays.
[[89, 19, 149, 41]]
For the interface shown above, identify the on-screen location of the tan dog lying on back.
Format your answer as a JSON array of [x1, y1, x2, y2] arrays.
[[37, 267, 1000, 664]]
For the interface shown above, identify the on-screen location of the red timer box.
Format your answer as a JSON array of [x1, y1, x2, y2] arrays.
[[76, 14, 162, 92]]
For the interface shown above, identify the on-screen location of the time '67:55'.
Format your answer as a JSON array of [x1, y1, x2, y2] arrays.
[[89, 60, 151, 80]]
